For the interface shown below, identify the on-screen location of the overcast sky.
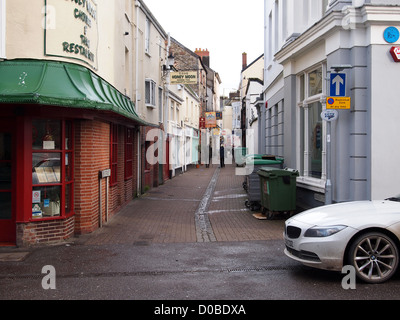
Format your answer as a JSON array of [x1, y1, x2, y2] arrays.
[[143, 0, 265, 96]]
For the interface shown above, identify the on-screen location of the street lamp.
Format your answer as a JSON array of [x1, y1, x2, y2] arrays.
[[164, 53, 175, 72]]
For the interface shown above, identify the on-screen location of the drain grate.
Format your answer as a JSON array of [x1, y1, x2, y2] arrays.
[[0, 265, 301, 281]]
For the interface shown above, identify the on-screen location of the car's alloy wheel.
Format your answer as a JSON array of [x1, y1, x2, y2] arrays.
[[348, 232, 399, 284]]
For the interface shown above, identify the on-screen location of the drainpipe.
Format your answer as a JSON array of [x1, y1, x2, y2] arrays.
[[135, 0, 141, 196], [164, 34, 171, 178]]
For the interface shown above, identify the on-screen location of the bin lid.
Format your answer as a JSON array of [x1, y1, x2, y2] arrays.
[[247, 159, 283, 165], [245, 155, 283, 165], [257, 167, 299, 177]]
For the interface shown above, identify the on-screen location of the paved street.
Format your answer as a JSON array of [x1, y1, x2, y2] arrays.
[[0, 164, 400, 305]]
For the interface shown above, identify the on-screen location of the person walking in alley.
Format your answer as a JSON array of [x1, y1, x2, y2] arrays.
[[206, 143, 212, 168], [220, 144, 225, 168]]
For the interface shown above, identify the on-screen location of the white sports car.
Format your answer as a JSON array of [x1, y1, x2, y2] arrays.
[[284, 197, 400, 283]]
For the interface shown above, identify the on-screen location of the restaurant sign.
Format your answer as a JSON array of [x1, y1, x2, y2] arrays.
[[44, 0, 99, 70], [170, 71, 198, 85]]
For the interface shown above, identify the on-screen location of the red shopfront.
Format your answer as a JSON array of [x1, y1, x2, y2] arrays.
[[0, 60, 147, 246], [0, 113, 75, 245]]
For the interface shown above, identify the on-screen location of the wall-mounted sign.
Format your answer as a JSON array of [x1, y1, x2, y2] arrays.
[[330, 73, 346, 97], [170, 71, 198, 85], [384, 27, 400, 44], [44, 0, 99, 70], [326, 97, 351, 110], [199, 117, 206, 129], [390, 46, 400, 62], [321, 110, 339, 122], [99, 169, 111, 179]]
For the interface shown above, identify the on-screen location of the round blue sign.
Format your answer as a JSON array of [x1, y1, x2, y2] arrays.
[[384, 27, 400, 43]]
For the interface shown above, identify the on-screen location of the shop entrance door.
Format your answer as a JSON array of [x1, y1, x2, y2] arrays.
[[0, 122, 15, 244]]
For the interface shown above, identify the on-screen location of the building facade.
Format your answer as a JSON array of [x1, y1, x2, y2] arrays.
[[0, 0, 172, 246], [240, 53, 264, 154], [263, 0, 400, 209]]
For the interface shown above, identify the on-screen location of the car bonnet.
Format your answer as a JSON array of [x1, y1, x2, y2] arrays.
[[288, 200, 400, 229]]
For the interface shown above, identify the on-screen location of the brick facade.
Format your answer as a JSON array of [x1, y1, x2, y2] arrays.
[[16, 118, 143, 246], [17, 216, 75, 246]]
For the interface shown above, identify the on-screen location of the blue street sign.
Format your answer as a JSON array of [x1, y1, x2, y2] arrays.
[[330, 73, 346, 97]]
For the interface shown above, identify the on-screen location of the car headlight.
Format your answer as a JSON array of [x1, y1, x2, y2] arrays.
[[304, 225, 347, 238]]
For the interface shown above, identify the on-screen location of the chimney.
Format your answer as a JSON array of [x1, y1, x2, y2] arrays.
[[195, 48, 210, 67], [242, 52, 247, 70]]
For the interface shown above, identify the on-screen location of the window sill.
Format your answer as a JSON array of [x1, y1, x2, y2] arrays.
[[296, 176, 326, 193]]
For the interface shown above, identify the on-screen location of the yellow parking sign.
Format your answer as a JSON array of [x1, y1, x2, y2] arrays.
[[326, 97, 351, 110]]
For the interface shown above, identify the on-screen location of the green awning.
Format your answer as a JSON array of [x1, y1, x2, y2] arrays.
[[0, 59, 148, 125]]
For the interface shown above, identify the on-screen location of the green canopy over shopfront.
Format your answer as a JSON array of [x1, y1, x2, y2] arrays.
[[0, 59, 148, 125]]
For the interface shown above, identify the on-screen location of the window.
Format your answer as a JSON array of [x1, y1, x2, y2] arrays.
[[145, 79, 156, 107], [32, 119, 74, 219], [110, 124, 118, 186], [145, 18, 150, 54], [297, 64, 325, 181], [0, 0, 5, 58], [158, 87, 163, 122], [125, 128, 133, 180], [308, 68, 323, 97], [308, 102, 323, 178]]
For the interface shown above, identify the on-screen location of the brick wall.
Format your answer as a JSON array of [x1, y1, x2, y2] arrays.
[[75, 120, 141, 235], [17, 216, 75, 246], [74, 119, 110, 234]]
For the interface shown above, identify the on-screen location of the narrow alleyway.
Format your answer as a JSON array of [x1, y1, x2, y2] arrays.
[[78, 164, 285, 246]]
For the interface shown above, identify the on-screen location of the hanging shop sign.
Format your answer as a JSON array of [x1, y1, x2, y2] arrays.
[[390, 46, 400, 62], [205, 112, 217, 128], [170, 71, 198, 85], [216, 112, 223, 120], [44, 0, 99, 70]]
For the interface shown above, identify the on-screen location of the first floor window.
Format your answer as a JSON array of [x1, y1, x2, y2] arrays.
[[145, 79, 156, 107], [32, 119, 74, 219]]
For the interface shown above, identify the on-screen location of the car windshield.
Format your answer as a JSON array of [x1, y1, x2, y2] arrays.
[[386, 195, 400, 202]]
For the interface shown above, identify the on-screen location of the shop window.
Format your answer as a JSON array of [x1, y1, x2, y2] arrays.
[[125, 128, 133, 180], [110, 124, 118, 186], [145, 141, 151, 171], [32, 120, 74, 219]]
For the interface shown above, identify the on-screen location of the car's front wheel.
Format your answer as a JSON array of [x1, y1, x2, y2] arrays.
[[348, 232, 399, 284]]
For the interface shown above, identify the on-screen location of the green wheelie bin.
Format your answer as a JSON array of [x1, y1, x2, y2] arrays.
[[243, 157, 284, 211], [257, 167, 299, 219]]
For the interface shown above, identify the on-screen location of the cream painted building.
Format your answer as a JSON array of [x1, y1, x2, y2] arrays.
[[168, 83, 200, 176], [0, 0, 162, 245]]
